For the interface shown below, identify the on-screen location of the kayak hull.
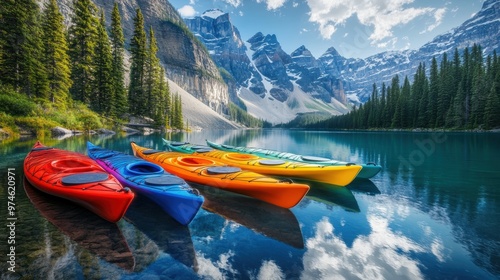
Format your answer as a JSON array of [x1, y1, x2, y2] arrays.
[[165, 140, 362, 187], [23, 141, 134, 223], [204, 139, 381, 179], [132, 142, 309, 209], [87, 142, 204, 225]]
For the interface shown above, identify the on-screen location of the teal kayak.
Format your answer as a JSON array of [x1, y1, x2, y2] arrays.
[[201, 139, 381, 179]]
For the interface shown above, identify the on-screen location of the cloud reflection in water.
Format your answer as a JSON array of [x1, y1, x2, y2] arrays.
[[301, 211, 426, 280]]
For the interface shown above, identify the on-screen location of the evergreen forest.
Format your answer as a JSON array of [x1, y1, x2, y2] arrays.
[[301, 45, 500, 130], [0, 0, 183, 137]]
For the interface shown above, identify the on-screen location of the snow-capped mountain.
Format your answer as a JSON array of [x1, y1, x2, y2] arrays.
[[184, 10, 349, 123], [184, 0, 499, 121], [322, 0, 500, 101]]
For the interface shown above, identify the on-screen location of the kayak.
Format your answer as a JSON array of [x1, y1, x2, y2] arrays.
[[131, 142, 309, 208], [23, 141, 134, 223], [203, 139, 382, 179], [163, 139, 362, 187], [87, 142, 204, 225]]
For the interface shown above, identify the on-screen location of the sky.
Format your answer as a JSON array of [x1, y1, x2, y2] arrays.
[[168, 0, 487, 59]]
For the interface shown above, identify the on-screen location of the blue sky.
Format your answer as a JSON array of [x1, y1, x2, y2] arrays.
[[168, 0, 486, 59]]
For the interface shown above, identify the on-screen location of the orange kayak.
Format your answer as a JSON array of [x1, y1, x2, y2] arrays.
[[164, 141, 362, 187], [24, 141, 135, 223], [131, 142, 309, 208]]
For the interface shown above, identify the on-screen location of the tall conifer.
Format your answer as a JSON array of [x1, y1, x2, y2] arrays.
[[110, 2, 127, 117], [92, 10, 113, 115], [42, 0, 71, 108], [128, 8, 147, 116], [68, 0, 99, 104]]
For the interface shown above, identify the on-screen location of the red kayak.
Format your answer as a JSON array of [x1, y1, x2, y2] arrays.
[[23, 141, 135, 223]]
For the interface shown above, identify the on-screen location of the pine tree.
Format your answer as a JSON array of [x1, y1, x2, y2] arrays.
[[484, 82, 500, 129], [42, 0, 72, 108], [128, 8, 147, 116], [145, 26, 161, 120], [68, 0, 99, 104], [92, 10, 113, 115], [110, 2, 127, 117], [428, 57, 439, 128], [0, 0, 48, 98]]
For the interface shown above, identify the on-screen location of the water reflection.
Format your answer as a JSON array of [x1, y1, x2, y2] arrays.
[[124, 194, 198, 271], [24, 180, 135, 271], [301, 213, 425, 279], [299, 180, 360, 212], [347, 179, 381, 195], [194, 184, 304, 249]]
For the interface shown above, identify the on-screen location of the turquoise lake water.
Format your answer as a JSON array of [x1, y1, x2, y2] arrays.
[[1, 130, 499, 279]]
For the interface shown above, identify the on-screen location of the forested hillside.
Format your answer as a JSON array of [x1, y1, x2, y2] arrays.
[[300, 45, 500, 130], [0, 0, 183, 137]]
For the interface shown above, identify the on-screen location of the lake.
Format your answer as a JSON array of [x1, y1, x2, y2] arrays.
[[1, 130, 499, 279]]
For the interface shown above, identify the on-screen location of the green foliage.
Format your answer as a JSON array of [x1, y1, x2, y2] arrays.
[[128, 8, 147, 116], [227, 102, 266, 128], [42, 0, 71, 109], [92, 10, 114, 115], [110, 2, 127, 116], [68, 0, 99, 103], [0, 87, 36, 116], [15, 116, 59, 137], [302, 44, 500, 130]]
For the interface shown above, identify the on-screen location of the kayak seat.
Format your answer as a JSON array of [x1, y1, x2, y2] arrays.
[[170, 141, 189, 146], [259, 159, 286, 165], [301, 155, 330, 162], [143, 149, 162, 155], [194, 148, 213, 153], [206, 166, 242, 175], [32, 146, 54, 151], [61, 172, 109, 186], [126, 162, 164, 175], [145, 175, 186, 186]]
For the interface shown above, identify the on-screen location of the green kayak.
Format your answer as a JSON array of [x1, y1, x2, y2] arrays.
[[200, 139, 382, 179]]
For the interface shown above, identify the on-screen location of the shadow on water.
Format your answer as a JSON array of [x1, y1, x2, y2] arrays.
[[193, 183, 305, 249], [298, 180, 361, 212], [23, 179, 136, 271], [124, 194, 198, 272], [347, 179, 381, 195]]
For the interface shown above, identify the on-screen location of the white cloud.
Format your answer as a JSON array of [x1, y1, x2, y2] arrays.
[[197, 251, 239, 279], [256, 0, 287, 10], [178, 5, 197, 18], [224, 0, 242, 7], [428, 8, 447, 32], [306, 0, 437, 43], [257, 260, 285, 280], [301, 215, 425, 280], [293, 2, 299, 8]]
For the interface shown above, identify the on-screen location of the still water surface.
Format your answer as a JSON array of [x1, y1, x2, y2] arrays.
[[1, 130, 499, 279]]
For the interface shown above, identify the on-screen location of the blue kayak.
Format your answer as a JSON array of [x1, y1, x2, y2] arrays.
[[87, 142, 204, 225]]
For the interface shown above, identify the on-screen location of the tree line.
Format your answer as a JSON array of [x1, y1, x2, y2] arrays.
[[0, 0, 183, 129], [305, 45, 500, 130]]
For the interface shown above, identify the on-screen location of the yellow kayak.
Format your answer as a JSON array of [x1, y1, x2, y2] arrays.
[[164, 141, 361, 187]]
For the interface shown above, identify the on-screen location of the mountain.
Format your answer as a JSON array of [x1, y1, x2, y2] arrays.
[[185, 10, 349, 124], [54, 0, 237, 129], [186, 0, 499, 110], [320, 0, 500, 102]]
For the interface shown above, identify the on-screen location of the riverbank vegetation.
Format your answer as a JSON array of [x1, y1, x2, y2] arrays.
[[0, 0, 184, 139]]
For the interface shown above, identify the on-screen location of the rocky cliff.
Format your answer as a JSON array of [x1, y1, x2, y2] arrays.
[[56, 0, 229, 115]]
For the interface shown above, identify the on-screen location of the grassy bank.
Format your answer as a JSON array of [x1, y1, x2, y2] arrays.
[[0, 87, 117, 140]]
